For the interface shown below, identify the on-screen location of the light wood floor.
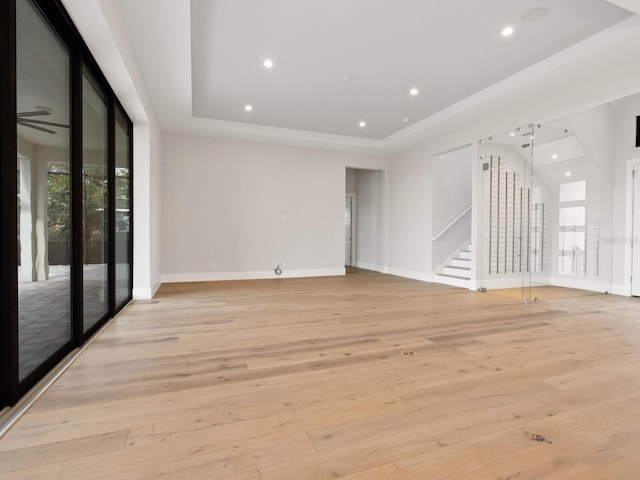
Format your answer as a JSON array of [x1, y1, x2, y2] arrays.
[[1, 269, 640, 479]]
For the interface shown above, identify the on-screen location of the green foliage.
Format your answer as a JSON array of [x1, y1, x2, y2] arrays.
[[46, 164, 110, 243], [47, 165, 71, 242]]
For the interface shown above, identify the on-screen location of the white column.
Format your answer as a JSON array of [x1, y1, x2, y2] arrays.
[[18, 155, 35, 282], [32, 156, 49, 281]]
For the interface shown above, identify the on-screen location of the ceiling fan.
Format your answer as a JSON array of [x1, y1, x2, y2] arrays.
[[17, 108, 69, 134]]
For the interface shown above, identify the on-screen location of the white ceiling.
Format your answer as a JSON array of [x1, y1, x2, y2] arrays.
[[114, 0, 640, 152]]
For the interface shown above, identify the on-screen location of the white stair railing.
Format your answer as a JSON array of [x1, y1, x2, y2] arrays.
[[432, 204, 472, 241]]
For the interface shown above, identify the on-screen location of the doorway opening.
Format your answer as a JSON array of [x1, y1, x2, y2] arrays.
[[345, 168, 384, 273], [345, 194, 355, 268]]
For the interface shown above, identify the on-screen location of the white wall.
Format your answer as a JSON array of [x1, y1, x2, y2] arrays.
[[355, 169, 384, 271], [612, 92, 640, 294], [387, 142, 433, 281], [132, 121, 164, 298], [161, 134, 386, 281], [346, 168, 357, 195], [432, 146, 473, 233]]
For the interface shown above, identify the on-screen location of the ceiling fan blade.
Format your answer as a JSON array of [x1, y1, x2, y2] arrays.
[[17, 110, 51, 117], [19, 118, 69, 128], [17, 119, 56, 134]]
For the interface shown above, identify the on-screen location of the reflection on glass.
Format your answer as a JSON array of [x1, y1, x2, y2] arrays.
[[82, 72, 109, 331], [115, 109, 131, 307], [16, 0, 71, 380]]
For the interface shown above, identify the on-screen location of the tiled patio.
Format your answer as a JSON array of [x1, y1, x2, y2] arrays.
[[17, 264, 127, 380]]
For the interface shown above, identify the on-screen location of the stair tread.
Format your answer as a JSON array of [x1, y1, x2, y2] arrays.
[[445, 266, 471, 271]]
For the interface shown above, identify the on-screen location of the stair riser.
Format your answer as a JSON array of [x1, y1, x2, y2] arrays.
[[459, 251, 472, 260], [443, 266, 471, 279], [451, 259, 471, 268]]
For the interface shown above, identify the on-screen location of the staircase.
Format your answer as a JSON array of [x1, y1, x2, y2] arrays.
[[434, 242, 472, 289]]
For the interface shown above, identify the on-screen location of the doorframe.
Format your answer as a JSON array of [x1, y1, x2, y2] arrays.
[[345, 194, 356, 267], [624, 158, 640, 296]]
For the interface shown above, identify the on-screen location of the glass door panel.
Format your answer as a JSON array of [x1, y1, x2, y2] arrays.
[[16, 0, 72, 380], [479, 123, 614, 301], [478, 126, 532, 298], [82, 72, 109, 332], [114, 108, 131, 308], [529, 124, 614, 300]]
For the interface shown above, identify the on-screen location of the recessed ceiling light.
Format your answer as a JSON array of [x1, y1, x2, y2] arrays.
[[343, 76, 353, 83], [409, 87, 419, 96], [501, 26, 514, 37], [552, 154, 558, 159], [402, 117, 410, 123], [510, 132, 515, 137], [565, 171, 571, 176], [263, 59, 274, 68], [244, 104, 253, 112], [359, 121, 366, 128]]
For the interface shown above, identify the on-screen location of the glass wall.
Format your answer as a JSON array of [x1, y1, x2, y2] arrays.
[[16, 0, 72, 380], [82, 72, 109, 332], [0, 0, 133, 406], [478, 124, 613, 301]]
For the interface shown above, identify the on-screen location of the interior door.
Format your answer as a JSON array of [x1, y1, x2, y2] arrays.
[[633, 164, 640, 296]]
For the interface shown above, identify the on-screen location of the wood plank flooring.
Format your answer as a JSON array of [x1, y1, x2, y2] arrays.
[[1, 269, 640, 479]]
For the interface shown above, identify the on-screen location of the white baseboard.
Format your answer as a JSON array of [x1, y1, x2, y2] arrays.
[[607, 283, 629, 297], [132, 288, 152, 299], [550, 276, 612, 294], [151, 279, 162, 297], [355, 261, 383, 272], [161, 268, 345, 284], [385, 267, 432, 283], [133, 278, 162, 300]]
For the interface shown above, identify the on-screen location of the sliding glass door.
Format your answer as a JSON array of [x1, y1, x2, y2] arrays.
[[0, 0, 134, 406], [115, 108, 132, 309], [16, 0, 72, 381], [82, 72, 109, 332]]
